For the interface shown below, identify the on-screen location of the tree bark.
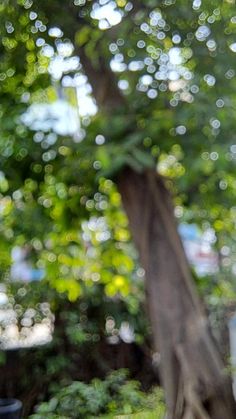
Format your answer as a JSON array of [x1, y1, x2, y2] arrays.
[[117, 167, 236, 419]]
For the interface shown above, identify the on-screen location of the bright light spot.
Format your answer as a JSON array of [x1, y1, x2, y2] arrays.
[[22, 100, 80, 136], [219, 180, 227, 190], [147, 89, 158, 99], [74, 0, 86, 4], [204, 74, 216, 86], [206, 39, 216, 51], [119, 322, 135, 343], [190, 85, 199, 94], [56, 41, 74, 57], [95, 134, 105, 145], [168, 70, 180, 81], [41, 44, 54, 58], [176, 125, 186, 135], [128, 61, 145, 71], [193, 0, 201, 9], [172, 34, 181, 44], [216, 98, 224, 107], [118, 79, 129, 90], [137, 40, 145, 48], [169, 47, 182, 65], [180, 92, 193, 103], [140, 75, 153, 85], [230, 43, 236, 52], [210, 151, 219, 160], [48, 27, 63, 38], [110, 57, 127, 72], [210, 119, 221, 129], [0, 293, 8, 305], [0, 291, 54, 349], [29, 11, 37, 20], [175, 206, 184, 218], [169, 79, 187, 91], [78, 96, 97, 117], [141, 22, 151, 34], [195, 25, 211, 41], [91, 2, 122, 29], [225, 69, 235, 79], [36, 40, 45, 50]]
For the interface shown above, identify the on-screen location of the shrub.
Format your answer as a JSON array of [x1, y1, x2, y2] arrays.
[[30, 370, 165, 419]]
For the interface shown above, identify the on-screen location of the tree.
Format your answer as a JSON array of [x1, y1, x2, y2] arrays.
[[1, 0, 236, 417]]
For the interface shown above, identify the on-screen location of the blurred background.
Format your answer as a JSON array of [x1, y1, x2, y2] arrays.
[[1, 0, 236, 418]]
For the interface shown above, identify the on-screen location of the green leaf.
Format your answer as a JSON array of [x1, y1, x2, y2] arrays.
[[131, 148, 155, 169]]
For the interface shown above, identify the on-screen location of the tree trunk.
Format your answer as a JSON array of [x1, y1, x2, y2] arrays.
[[117, 167, 236, 419]]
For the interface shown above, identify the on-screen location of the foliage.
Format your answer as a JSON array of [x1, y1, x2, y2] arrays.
[[0, 0, 236, 303], [1, 0, 236, 414], [30, 370, 165, 419], [0, 280, 152, 416]]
